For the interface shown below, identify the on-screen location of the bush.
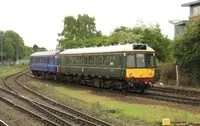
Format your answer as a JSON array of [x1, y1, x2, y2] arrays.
[[157, 63, 176, 85], [157, 63, 193, 87]]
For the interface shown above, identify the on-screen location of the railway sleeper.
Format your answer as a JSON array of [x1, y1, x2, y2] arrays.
[[35, 101, 100, 126], [0, 96, 59, 126]]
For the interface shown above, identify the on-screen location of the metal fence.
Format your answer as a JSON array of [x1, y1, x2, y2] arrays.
[[0, 59, 30, 66]]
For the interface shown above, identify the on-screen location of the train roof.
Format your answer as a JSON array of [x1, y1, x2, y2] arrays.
[[60, 43, 155, 55], [30, 51, 60, 57]]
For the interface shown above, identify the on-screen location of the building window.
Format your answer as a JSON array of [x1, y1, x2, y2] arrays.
[[193, 6, 200, 16], [176, 27, 180, 36]]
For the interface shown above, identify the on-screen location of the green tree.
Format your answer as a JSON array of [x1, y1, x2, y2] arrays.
[[33, 44, 47, 52], [58, 14, 101, 49], [107, 24, 171, 62], [33, 44, 39, 52], [0, 31, 4, 62], [108, 27, 142, 45], [58, 15, 171, 62], [76, 14, 97, 39], [3, 30, 25, 61], [173, 20, 200, 86], [2, 38, 14, 61], [38, 47, 47, 51], [0, 29, 33, 61], [140, 24, 171, 62], [24, 46, 34, 59]]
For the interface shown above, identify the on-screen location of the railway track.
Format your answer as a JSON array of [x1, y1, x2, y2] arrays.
[[150, 86, 200, 98], [26, 72, 200, 106], [3, 69, 112, 126], [139, 92, 200, 106], [91, 87, 200, 106], [2, 75, 75, 126], [0, 120, 9, 126], [0, 87, 59, 126]]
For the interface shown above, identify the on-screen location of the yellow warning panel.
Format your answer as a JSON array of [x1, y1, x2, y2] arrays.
[[126, 68, 155, 78]]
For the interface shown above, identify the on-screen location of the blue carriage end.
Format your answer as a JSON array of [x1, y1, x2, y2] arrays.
[[30, 51, 60, 74]]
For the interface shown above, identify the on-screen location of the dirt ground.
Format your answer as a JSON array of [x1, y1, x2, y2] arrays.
[[0, 78, 44, 126]]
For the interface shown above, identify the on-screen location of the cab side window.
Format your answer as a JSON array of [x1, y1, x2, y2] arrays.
[[127, 55, 136, 67]]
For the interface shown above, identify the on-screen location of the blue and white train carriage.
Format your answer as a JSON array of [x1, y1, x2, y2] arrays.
[[30, 51, 60, 78]]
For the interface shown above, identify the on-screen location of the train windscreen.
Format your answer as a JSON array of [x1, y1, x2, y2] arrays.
[[127, 53, 156, 68]]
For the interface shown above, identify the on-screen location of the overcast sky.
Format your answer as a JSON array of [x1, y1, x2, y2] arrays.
[[0, 0, 192, 50]]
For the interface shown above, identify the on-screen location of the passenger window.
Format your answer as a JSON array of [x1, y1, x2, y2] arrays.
[[107, 56, 110, 66], [86, 56, 89, 65], [109, 56, 114, 66], [82, 56, 84, 65], [95, 56, 99, 66], [89, 56, 93, 66], [99, 56, 102, 66], [79, 57, 82, 65], [70, 57, 72, 65], [46, 57, 49, 64], [67, 57, 70, 65], [51, 58, 53, 65], [103, 56, 108, 66], [127, 55, 136, 67], [65, 57, 67, 65], [94, 56, 97, 66], [75, 57, 78, 65]]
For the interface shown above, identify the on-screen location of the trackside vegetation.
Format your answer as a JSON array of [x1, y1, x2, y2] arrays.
[[27, 81, 200, 126], [0, 65, 28, 77]]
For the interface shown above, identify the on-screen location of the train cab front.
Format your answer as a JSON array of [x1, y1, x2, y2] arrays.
[[126, 69, 156, 92], [126, 52, 156, 92]]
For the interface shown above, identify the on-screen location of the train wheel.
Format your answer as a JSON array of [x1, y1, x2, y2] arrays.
[[93, 78, 101, 87], [73, 76, 78, 84], [140, 85, 146, 93], [122, 87, 129, 94], [140, 88, 145, 93], [53, 75, 57, 80]]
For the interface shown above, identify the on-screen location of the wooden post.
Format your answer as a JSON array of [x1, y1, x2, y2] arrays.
[[176, 64, 179, 86]]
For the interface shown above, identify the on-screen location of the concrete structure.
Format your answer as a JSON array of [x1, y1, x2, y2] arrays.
[[169, 0, 200, 37], [169, 20, 188, 37]]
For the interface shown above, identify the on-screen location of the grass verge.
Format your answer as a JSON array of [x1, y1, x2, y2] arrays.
[[27, 81, 200, 126], [0, 65, 28, 77]]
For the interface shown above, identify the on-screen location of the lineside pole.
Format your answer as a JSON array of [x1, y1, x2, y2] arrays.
[[0, 35, 2, 63], [176, 64, 179, 87]]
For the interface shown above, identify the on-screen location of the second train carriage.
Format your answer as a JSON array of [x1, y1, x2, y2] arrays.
[[57, 43, 157, 92], [30, 51, 60, 78]]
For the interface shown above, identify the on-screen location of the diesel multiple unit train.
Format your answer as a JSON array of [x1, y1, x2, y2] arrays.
[[30, 43, 157, 92]]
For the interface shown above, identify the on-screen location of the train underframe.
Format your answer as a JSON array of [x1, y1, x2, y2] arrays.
[[31, 70, 152, 93], [31, 70, 57, 80]]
